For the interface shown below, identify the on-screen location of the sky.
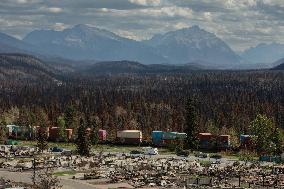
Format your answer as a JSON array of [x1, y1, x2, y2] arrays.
[[0, 0, 284, 51]]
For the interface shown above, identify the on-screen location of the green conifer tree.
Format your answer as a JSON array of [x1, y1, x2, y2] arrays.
[[76, 118, 91, 156], [184, 97, 199, 149]]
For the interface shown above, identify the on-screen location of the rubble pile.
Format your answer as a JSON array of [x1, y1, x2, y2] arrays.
[[0, 145, 37, 158], [1, 147, 284, 188]]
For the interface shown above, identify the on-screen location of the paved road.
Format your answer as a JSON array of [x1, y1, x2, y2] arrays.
[[0, 170, 97, 189]]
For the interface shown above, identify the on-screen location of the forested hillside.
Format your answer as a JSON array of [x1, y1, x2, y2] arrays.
[[83, 61, 202, 75], [0, 54, 61, 81], [0, 68, 283, 141], [273, 63, 284, 70]]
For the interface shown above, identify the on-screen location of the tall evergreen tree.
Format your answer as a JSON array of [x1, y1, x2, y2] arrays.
[[76, 117, 91, 156], [0, 119, 7, 144], [36, 109, 49, 153], [89, 115, 99, 145], [57, 115, 67, 142], [184, 97, 199, 149], [64, 105, 78, 129], [271, 128, 283, 155]]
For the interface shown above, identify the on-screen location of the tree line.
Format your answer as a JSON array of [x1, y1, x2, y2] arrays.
[[0, 70, 283, 155]]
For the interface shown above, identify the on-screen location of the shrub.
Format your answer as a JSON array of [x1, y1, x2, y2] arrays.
[[238, 150, 257, 161]]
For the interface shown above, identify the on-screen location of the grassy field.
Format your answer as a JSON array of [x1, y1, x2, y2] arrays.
[[16, 140, 174, 155], [53, 170, 77, 176], [9, 140, 261, 159]]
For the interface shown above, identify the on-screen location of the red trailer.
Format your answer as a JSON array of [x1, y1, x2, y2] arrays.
[[98, 129, 107, 141], [34, 126, 50, 139], [49, 127, 73, 141], [198, 133, 214, 149], [65, 129, 73, 140]]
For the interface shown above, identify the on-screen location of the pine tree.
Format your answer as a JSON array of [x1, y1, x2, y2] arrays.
[[36, 130, 49, 153], [57, 115, 67, 142], [271, 128, 283, 155], [76, 118, 91, 156], [64, 105, 78, 129], [36, 109, 49, 153], [184, 97, 199, 149], [89, 116, 99, 145], [0, 119, 7, 144]]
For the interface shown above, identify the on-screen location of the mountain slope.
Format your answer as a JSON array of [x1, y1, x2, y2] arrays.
[[0, 32, 32, 53], [272, 57, 284, 67], [272, 61, 284, 70], [23, 24, 167, 64], [242, 43, 284, 64], [144, 26, 241, 67], [0, 53, 61, 81], [82, 60, 202, 75]]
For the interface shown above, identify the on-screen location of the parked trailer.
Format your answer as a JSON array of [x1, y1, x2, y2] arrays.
[[162, 132, 178, 140], [176, 133, 187, 140], [152, 131, 188, 147], [85, 128, 107, 142], [6, 125, 34, 140], [6, 125, 19, 138], [152, 131, 164, 146], [117, 130, 142, 144], [34, 126, 50, 139], [198, 133, 231, 150], [217, 135, 230, 149], [98, 129, 107, 141], [49, 127, 73, 141], [65, 129, 73, 141], [198, 133, 214, 149], [17, 126, 33, 140]]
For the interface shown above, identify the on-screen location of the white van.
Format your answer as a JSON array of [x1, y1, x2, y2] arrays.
[[142, 147, 158, 155]]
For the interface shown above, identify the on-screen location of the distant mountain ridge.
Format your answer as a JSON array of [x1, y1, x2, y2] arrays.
[[0, 53, 61, 81], [2, 24, 283, 69], [21, 24, 240, 67], [23, 24, 167, 64], [242, 43, 284, 64], [83, 60, 202, 75], [144, 26, 241, 66], [272, 60, 284, 70], [272, 57, 284, 67], [0, 32, 35, 54]]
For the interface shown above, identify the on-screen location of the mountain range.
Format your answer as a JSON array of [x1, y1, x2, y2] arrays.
[[0, 24, 284, 69], [272, 59, 284, 70], [0, 53, 204, 80], [144, 26, 240, 67], [0, 24, 241, 68], [0, 53, 282, 82], [241, 43, 284, 64]]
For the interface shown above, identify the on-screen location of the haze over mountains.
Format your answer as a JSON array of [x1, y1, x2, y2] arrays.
[[144, 26, 240, 67], [242, 43, 284, 64], [0, 54, 203, 80], [0, 53, 282, 82], [23, 24, 167, 65], [83, 60, 202, 75], [0, 24, 284, 69]]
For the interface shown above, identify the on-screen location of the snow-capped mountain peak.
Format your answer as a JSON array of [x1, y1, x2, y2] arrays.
[[144, 26, 240, 65]]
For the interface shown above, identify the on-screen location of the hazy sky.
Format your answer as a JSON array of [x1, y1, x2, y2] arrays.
[[1, 0, 284, 51]]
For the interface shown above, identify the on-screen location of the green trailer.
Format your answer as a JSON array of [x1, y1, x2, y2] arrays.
[[6, 139, 19, 145]]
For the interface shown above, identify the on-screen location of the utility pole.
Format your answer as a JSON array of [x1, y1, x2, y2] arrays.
[[238, 174, 241, 187], [32, 149, 36, 185], [262, 174, 265, 187]]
